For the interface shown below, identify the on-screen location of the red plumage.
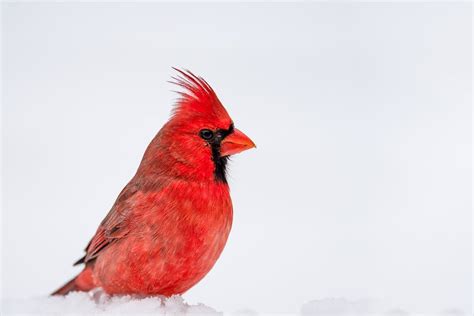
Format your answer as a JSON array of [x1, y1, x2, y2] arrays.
[[52, 69, 255, 296]]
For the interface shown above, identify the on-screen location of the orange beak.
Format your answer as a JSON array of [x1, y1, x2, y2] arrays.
[[220, 128, 256, 157]]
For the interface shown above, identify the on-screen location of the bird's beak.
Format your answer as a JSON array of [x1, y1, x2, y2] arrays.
[[220, 128, 256, 157]]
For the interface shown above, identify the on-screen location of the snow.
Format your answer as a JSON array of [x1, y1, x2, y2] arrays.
[[300, 298, 470, 316], [2, 295, 470, 316], [301, 298, 379, 315], [2, 292, 221, 315]]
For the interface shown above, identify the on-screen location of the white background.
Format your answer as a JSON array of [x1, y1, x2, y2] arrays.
[[2, 2, 472, 314]]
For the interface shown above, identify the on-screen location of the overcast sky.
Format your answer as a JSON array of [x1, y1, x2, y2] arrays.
[[2, 2, 472, 314]]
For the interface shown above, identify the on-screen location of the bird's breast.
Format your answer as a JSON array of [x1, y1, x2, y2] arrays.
[[95, 180, 233, 295]]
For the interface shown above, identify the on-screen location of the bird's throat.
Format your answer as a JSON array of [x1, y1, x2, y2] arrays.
[[211, 144, 229, 184]]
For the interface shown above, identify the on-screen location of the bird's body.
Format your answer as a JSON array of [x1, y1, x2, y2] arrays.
[[53, 69, 254, 296]]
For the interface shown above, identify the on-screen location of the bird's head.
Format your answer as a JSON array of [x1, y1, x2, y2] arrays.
[[139, 69, 255, 184]]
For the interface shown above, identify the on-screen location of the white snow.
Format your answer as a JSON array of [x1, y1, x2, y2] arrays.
[[300, 298, 470, 316], [301, 298, 379, 315], [2, 292, 221, 315], [2, 295, 471, 316], [2, 295, 470, 316]]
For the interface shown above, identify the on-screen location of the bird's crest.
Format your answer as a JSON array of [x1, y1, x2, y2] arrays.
[[169, 68, 230, 122]]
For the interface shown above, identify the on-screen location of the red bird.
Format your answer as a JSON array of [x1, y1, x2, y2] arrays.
[[52, 69, 255, 296]]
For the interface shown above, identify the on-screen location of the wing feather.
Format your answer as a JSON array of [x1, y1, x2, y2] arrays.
[[74, 182, 139, 265]]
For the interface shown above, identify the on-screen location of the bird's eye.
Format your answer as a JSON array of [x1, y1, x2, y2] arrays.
[[199, 129, 214, 140]]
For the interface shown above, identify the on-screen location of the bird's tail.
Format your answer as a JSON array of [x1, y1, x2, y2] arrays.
[[51, 277, 80, 296], [51, 267, 95, 296]]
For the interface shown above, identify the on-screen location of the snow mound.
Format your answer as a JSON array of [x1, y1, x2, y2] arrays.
[[300, 298, 469, 316], [2, 292, 221, 315], [3, 295, 469, 315], [301, 298, 411, 316]]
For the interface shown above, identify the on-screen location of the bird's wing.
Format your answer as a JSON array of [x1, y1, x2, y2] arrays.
[[74, 181, 140, 266]]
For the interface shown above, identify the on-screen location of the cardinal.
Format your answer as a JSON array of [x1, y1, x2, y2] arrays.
[[52, 68, 255, 296]]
